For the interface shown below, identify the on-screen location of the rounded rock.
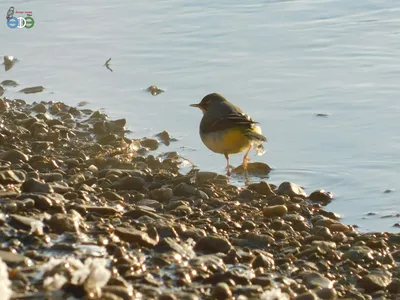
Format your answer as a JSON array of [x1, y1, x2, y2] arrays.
[[263, 205, 288, 218], [212, 282, 232, 300]]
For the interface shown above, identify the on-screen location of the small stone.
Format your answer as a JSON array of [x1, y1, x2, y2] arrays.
[[146, 85, 164, 96], [156, 130, 172, 146], [388, 278, 400, 294], [115, 227, 159, 247], [31, 103, 47, 113], [173, 183, 196, 197], [252, 253, 275, 269], [39, 173, 63, 182], [263, 205, 288, 218], [308, 190, 333, 205], [247, 181, 275, 196], [232, 162, 271, 175], [328, 222, 348, 233], [21, 178, 53, 193], [358, 269, 392, 292], [82, 206, 119, 216], [315, 287, 337, 300], [194, 236, 232, 254], [212, 282, 232, 300], [9, 214, 41, 231], [242, 220, 256, 230], [1, 80, 18, 87], [20, 86, 45, 94], [0, 170, 26, 184], [110, 176, 148, 192], [232, 233, 275, 248], [0, 250, 27, 267], [46, 213, 80, 233], [4, 56, 17, 71], [0, 149, 29, 163], [344, 246, 374, 262], [99, 191, 124, 201], [140, 138, 159, 150], [301, 272, 333, 289], [277, 182, 307, 198], [102, 285, 134, 300], [149, 187, 173, 202], [294, 291, 318, 300]]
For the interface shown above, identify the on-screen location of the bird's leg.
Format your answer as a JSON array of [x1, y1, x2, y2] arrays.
[[224, 153, 231, 176], [242, 145, 252, 170]]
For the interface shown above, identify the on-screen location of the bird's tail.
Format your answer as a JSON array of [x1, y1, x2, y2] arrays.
[[245, 132, 267, 142]]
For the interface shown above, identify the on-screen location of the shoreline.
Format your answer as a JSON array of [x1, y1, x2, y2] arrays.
[[0, 94, 399, 299]]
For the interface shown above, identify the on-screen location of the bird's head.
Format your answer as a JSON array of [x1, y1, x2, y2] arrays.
[[190, 93, 227, 114]]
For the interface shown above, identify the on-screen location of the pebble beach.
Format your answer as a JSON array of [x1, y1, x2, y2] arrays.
[[0, 77, 399, 299]]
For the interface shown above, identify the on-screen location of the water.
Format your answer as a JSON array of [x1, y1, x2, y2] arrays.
[[1, 0, 399, 232]]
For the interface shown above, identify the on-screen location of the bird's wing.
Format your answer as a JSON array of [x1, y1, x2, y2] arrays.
[[202, 112, 267, 142]]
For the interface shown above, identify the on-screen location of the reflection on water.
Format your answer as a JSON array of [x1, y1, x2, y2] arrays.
[[1, 0, 399, 232]]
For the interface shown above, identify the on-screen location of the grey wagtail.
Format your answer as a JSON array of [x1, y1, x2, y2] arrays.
[[190, 93, 267, 175]]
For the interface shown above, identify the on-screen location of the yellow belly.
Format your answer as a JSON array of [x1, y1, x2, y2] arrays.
[[201, 128, 251, 154]]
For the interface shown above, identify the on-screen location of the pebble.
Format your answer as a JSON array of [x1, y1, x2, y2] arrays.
[[277, 182, 307, 198], [212, 282, 232, 300], [21, 178, 53, 193], [115, 227, 159, 247], [263, 205, 288, 218], [173, 183, 196, 197], [358, 269, 392, 292], [194, 236, 232, 254], [0, 149, 29, 163]]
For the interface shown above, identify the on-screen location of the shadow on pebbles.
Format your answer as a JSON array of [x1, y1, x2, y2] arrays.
[[0, 95, 399, 300]]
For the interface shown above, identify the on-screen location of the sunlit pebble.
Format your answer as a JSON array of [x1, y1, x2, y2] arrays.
[[173, 253, 182, 262]]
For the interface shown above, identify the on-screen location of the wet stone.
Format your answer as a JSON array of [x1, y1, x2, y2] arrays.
[[46, 213, 80, 233], [1, 80, 18, 87], [0, 149, 29, 163], [146, 85, 164, 96], [31, 103, 47, 113], [20, 86, 45, 94], [0, 250, 28, 267], [300, 271, 333, 289], [9, 214, 41, 231], [141, 138, 159, 150], [247, 181, 276, 196], [252, 253, 275, 269], [344, 245, 374, 262], [21, 178, 53, 193], [115, 227, 159, 247], [308, 189, 334, 205], [212, 282, 232, 300], [110, 176, 148, 192], [294, 291, 318, 300], [233, 162, 271, 175], [277, 182, 307, 198], [194, 236, 232, 254], [263, 205, 288, 218], [99, 191, 124, 201], [358, 269, 392, 292], [173, 183, 196, 197], [315, 287, 337, 300], [148, 187, 173, 202], [0, 170, 26, 184], [155, 130, 172, 146]]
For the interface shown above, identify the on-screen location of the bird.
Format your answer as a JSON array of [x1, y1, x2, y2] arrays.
[[190, 93, 267, 175]]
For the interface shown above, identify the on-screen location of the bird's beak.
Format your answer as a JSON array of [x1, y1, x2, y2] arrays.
[[190, 103, 200, 108]]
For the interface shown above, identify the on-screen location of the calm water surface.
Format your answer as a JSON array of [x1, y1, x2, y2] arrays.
[[1, 0, 399, 232]]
